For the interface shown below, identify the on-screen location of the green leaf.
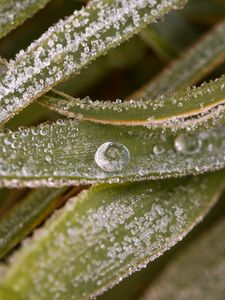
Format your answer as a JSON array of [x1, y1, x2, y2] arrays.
[[1, 119, 225, 187], [40, 20, 225, 131], [140, 216, 225, 300], [0, 0, 52, 40], [2, 171, 225, 300], [0, 0, 187, 126], [0, 187, 68, 259]]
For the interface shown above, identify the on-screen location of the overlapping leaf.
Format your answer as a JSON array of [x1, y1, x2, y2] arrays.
[[2, 171, 225, 300]]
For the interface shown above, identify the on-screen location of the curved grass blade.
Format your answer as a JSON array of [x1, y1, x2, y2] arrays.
[[2, 171, 225, 300], [0, 0, 52, 40], [140, 217, 225, 300], [40, 19, 225, 130], [41, 75, 225, 131], [0, 0, 187, 126], [1, 119, 225, 187], [0, 187, 69, 259]]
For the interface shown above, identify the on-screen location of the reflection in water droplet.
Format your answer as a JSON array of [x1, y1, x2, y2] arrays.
[[174, 134, 202, 154], [153, 145, 165, 155], [95, 142, 130, 172]]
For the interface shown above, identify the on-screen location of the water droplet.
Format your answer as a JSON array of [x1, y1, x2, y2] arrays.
[[138, 169, 147, 176], [153, 145, 165, 155], [95, 142, 130, 172], [45, 155, 52, 163], [174, 134, 202, 154]]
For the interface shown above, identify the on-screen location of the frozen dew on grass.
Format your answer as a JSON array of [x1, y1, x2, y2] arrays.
[[174, 134, 202, 154], [0, 0, 52, 39], [95, 142, 130, 172], [0, 0, 188, 125], [40, 75, 225, 132], [1, 120, 225, 187], [3, 172, 224, 300]]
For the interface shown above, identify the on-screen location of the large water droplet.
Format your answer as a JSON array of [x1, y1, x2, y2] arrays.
[[95, 142, 130, 172], [174, 134, 202, 154]]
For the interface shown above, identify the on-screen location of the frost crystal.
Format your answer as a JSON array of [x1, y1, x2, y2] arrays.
[[0, 0, 187, 124]]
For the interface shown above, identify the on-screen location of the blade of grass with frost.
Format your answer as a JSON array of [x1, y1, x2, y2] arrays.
[[2, 171, 225, 300], [0, 187, 69, 259], [1, 119, 225, 187], [0, 0, 52, 40], [0, 0, 188, 126], [41, 75, 225, 131], [40, 19, 225, 130], [140, 217, 225, 300]]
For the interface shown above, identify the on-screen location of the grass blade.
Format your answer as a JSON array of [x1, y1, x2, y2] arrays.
[[0, 0, 52, 40], [2, 171, 225, 300], [1, 119, 225, 187], [133, 19, 225, 99], [0, 187, 69, 259], [40, 19, 225, 130], [140, 216, 225, 300], [40, 75, 225, 130], [0, 0, 187, 126]]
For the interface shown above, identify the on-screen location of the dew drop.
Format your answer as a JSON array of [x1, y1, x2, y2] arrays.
[[174, 134, 202, 154], [95, 142, 130, 172], [153, 145, 165, 155], [45, 155, 52, 163]]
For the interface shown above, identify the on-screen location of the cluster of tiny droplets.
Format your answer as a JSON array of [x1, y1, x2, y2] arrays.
[[5, 175, 210, 300], [0, 0, 50, 38], [0, 118, 224, 187], [0, 0, 187, 124], [42, 74, 225, 132], [38, 18, 225, 132]]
